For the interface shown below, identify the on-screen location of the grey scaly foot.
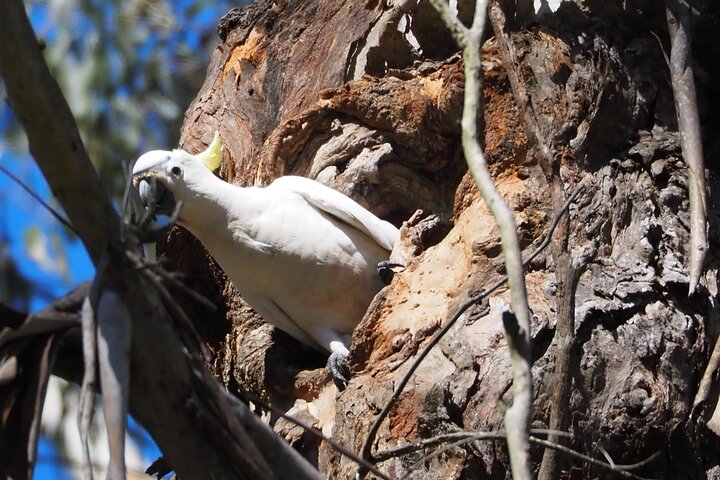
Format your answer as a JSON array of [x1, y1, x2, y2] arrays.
[[376, 261, 405, 285], [327, 352, 349, 390]]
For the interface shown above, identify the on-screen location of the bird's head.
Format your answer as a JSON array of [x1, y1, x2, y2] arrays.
[[132, 131, 224, 215]]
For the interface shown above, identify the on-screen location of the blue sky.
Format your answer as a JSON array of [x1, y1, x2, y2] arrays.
[[1, 1, 238, 477], [0, 144, 160, 478], [0, 135, 161, 479], [0, 153, 94, 311], [1, 0, 237, 311]]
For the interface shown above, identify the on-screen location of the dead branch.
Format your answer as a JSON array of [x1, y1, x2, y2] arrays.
[[528, 437, 657, 480], [0, 285, 89, 358], [428, 1, 532, 477], [693, 330, 720, 417], [665, 0, 707, 295], [0, 284, 89, 480], [374, 429, 659, 480], [486, 3, 579, 478], [78, 293, 97, 480]]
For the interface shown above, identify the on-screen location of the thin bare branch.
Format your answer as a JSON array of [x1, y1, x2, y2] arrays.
[[528, 437, 658, 480], [376, 431, 506, 462], [78, 293, 97, 480], [0, 165, 78, 236], [692, 330, 720, 416], [375, 430, 659, 480], [129, 254, 217, 313], [127, 256, 210, 360], [612, 450, 663, 471], [665, 0, 707, 295], [486, 4, 582, 477], [438, 1, 533, 477], [401, 428, 573, 476], [426, 0, 470, 48], [403, 435, 497, 476]]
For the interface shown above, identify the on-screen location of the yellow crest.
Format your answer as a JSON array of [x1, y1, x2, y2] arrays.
[[196, 131, 223, 171]]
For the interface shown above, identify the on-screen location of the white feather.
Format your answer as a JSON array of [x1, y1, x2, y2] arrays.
[[133, 150, 398, 354]]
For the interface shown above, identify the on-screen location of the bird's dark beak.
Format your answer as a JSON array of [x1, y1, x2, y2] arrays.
[[137, 177, 177, 215]]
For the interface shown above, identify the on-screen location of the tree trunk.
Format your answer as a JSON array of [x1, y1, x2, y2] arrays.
[[162, 0, 720, 478]]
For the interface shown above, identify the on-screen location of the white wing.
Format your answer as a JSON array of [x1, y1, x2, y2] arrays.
[[268, 176, 399, 251], [241, 291, 323, 351]]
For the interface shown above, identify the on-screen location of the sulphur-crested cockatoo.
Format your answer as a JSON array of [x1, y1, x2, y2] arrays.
[[132, 133, 399, 382]]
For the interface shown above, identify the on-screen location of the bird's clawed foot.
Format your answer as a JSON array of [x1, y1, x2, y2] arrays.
[[376, 261, 405, 285], [327, 352, 349, 390]]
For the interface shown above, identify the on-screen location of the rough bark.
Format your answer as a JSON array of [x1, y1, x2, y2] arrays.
[[0, 1, 324, 479], [165, 0, 720, 479]]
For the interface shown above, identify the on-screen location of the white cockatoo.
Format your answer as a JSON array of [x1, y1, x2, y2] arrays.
[[132, 133, 399, 382]]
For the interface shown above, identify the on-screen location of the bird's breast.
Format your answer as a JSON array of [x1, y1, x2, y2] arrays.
[[184, 190, 391, 342]]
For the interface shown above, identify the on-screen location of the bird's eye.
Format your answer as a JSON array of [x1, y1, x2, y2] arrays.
[[171, 166, 182, 177]]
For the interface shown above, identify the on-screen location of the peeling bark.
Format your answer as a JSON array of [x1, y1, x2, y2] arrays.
[[0, 1, 324, 478], [166, 0, 720, 479]]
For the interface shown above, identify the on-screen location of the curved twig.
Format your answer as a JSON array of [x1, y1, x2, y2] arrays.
[[485, 4, 581, 477], [373, 429, 659, 480], [0, 164, 78, 236], [528, 437, 658, 480], [428, 1, 534, 476]]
